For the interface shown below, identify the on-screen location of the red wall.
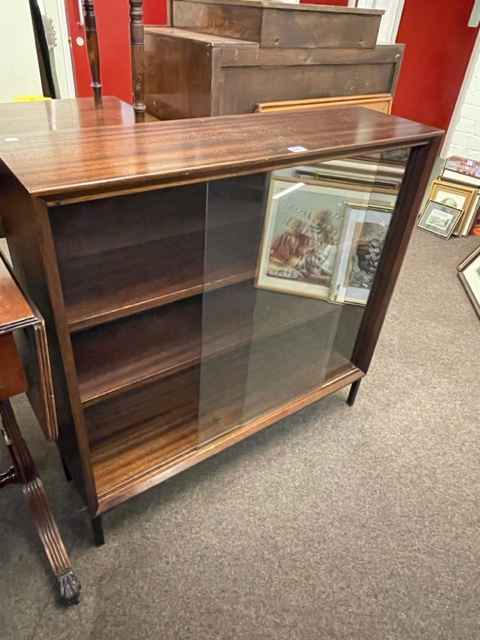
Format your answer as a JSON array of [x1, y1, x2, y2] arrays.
[[145, 0, 168, 24], [393, 0, 478, 130]]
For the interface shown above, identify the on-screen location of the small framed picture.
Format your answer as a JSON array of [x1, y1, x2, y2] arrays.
[[457, 245, 480, 318], [418, 200, 462, 239], [430, 178, 476, 214], [332, 202, 393, 305]]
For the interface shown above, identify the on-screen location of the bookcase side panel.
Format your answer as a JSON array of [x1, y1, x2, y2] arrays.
[[0, 162, 96, 510], [351, 138, 443, 374]]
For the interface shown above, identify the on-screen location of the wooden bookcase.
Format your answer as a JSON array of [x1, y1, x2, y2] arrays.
[[0, 107, 442, 544]]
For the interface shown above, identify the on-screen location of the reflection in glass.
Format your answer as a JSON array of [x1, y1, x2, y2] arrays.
[[198, 151, 409, 443]]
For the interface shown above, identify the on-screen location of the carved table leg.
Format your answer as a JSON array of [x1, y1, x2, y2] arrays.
[[130, 0, 146, 121], [91, 515, 105, 547], [347, 379, 362, 407], [0, 400, 81, 605], [82, 0, 102, 107]]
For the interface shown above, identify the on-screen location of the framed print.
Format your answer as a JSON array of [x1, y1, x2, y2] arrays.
[[256, 176, 396, 303], [331, 203, 393, 306], [430, 179, 476, 214], [256, 93, 393, 115], [457, 245, 480, 318], [418, 200, 462, 239]]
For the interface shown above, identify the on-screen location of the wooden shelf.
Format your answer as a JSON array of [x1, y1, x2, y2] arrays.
[[88, 324, 357, 506], [73, 282, 341, 407], [63, 220, 260, 332]]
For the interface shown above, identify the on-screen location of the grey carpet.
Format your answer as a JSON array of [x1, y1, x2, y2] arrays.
[[1, 230, 479, 640]]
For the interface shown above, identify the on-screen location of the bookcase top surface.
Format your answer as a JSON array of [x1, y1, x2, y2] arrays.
[[0, 105, 442, 200], [0, 97, 137, 137]]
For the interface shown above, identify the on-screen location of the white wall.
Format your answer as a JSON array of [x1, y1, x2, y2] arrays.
[[445, 32, 480, 160], [348, 0, 405, 43], [0, 1, 43, 102]]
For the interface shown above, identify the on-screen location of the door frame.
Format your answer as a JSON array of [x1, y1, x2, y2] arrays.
[[37, 0, 76, 97]]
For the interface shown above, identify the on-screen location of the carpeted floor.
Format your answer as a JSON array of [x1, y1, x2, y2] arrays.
[[1, 230, 479, 640]]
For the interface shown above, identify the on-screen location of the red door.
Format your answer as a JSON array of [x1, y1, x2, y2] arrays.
[[393, 0, 478, 130]]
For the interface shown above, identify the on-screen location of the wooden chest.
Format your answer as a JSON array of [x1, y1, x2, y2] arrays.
[[145, 27, 403, 120], [172, 0, 383, 49]]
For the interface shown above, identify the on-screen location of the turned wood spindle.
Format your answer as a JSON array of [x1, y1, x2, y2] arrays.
[[82, 0, 102, 107], [130, 0, 146, 122]]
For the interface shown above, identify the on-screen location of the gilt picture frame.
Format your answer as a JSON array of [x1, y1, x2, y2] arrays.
[[430, 179, 476, 215], [418, 200, 462, 239], [457, 244, 480, 318]]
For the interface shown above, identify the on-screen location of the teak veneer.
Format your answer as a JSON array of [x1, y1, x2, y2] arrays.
[[0, 106, 443, 544]]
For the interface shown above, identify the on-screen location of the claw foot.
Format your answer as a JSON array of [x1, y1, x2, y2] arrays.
[[58, 570, 81, 605]]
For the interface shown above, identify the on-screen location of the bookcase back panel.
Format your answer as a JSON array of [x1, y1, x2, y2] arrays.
[[49, 179, 264, 331]]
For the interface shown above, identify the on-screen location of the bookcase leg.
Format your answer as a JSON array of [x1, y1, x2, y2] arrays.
[[59, 452, 72, 483], [92, 515, 105, 546], [347, 380, 362, 407]]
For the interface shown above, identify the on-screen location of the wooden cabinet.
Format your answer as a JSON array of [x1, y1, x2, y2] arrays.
[[0, 107, 442, 543], [145, 0, 402, 121], [172, 0, 383, 49], [145, 27, 403, 119]]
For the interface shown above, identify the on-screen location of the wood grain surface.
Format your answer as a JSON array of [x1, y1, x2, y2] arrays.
[[0, 254, 35, 334], [0, 107, 442, 200], [92, 365, 363, 513], [0, 97, 137, 137], [0, 334, 27, 400], [172, 0, 382, 49], [72, 282, 337, 406]]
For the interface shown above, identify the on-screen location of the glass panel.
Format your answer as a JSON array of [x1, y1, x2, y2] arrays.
[[198, 150, 409, 444]]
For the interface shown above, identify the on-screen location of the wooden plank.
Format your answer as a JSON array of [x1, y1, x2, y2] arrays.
[[145, 25, 258, 47], [0, 107, 442, 200]]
